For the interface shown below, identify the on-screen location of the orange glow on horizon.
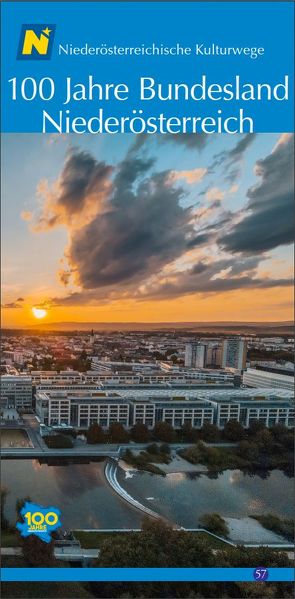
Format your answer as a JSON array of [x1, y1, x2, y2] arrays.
[[2, 285, 293, 328]]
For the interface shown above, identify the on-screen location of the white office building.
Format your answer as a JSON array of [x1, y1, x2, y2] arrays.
[[239, 399, 294, 428], [31, 370, 82, 385], [35, 384, 294, 430], [243, 368, 294, 391], [129, 401, 156, 428], [36, 391, 130, 428], [0, 375, 32, 409], [200, 388, 294, 429]]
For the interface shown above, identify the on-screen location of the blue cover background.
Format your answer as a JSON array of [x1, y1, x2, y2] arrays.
[[1, 2, 294, 132]]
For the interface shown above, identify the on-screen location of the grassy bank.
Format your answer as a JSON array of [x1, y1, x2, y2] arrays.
[[178, 439, 293, 472], [250, 514, 294, 542], [122, 444, 172, 475], [73, 529, 230, 551], [178, 442, 246, 471]]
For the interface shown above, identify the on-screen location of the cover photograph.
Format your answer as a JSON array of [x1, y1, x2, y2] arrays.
[[0, 1, 294, 598]]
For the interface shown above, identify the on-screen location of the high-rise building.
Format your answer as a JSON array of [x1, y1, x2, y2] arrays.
[[185, 342, 207, 368], [205, 344, 222, 368], [222, 338, 247, 371]]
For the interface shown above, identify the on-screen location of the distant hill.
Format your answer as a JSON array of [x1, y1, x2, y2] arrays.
[[4, 320, 293, 334]]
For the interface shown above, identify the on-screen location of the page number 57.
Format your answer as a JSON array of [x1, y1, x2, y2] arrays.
[[253, 568, 269, 581]]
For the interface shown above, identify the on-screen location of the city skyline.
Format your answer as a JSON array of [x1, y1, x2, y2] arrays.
[[2, 132, 294, 327]]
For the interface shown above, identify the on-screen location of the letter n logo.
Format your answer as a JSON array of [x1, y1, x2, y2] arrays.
[[17, 24, 56, 60]]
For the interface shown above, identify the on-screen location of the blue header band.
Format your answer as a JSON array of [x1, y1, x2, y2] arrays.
[[1, 2, 294, 133], [1, 567, 294, 582]]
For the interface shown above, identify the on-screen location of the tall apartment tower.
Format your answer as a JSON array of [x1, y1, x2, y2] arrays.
[[185, 342, 207, 368], [222, 338, 247, 371], [206, 344, 222, 368]]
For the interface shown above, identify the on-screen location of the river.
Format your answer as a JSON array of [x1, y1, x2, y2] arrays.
[[1, 459, 293, 530]]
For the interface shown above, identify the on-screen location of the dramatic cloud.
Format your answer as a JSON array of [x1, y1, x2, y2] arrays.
[[229, 184, 239, 194], [169, 167, 207, 185], [2, 298, 24, 309], [206, 187, 225, 202], [220, 134, 294, 254], [49, 251, 292, 306], [126, 132, 209, 154], [27, 134, 293, 308], [134, 256, 293, 301], [186, 232, 215, 249], [61, 154, 196, 289], [31, 149, 113, 230], [161, 133, 208, 150], [210, 133, 257, 182], [227, 134, 257, 162]]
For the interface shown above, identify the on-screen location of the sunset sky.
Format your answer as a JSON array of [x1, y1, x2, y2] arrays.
[[2, 132, 293, 328]]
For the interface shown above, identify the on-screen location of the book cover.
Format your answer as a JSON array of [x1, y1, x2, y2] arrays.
[[1, 1, 294, 598]]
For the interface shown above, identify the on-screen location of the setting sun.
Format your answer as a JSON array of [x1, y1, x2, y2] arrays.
[[32, 307, 48, 319]]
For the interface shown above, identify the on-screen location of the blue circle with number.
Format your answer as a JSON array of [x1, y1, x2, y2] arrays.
[[253, 568, 269, 581]]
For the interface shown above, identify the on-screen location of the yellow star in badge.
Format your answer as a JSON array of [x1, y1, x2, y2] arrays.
[[42, 27, 52, 36]]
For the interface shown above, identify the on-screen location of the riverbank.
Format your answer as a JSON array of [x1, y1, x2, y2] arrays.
[[178, 440, 293, 474], [119, 454, 208, 474], [224, 517, 290, 545], [72, 529, 230, 550]]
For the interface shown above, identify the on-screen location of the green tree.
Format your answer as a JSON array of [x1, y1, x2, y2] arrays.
[[199, 513, 229, 537], [159, 442, 171, 455], [180, 423, 199, 443], [130, 422, 150, 443], [237, 440, 259, 461], [108, 422, 130, 443], [16, 496, 32, 523], [44, 434, 73, 448], [270, 424, 293, 450], [247, 420, 266, 436], [146, 443, 159, 455], [31, 355, 38, 368], [22, 534, 55, 567], [40, 357, 54, 370], [235, 582, 277, 597], [270, 423, 289, 438], [86, 423, 106, 444], [199, 423, 220, 443], [153, 421, 176, 443], [255, 429, 274, 450], [217, 544, 290, 568], [223, 419, 245, 442], [89, 517, 293, 597], [251, 513, 294, 542], [99, 517, 215, 568]]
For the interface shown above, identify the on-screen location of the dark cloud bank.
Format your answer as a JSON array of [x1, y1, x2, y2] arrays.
[[220, 134, 294, 253], [32, 134, 293, 305]]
